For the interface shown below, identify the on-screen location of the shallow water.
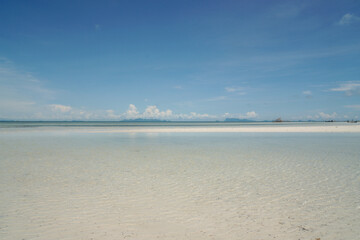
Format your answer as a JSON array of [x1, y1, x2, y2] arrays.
[[0, 129, 359, 240], [0, 120, 353, 129]]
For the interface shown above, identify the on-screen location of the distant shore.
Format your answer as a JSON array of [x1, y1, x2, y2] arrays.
[[82, 125, 360, 133], [1, 123, 360, 133]]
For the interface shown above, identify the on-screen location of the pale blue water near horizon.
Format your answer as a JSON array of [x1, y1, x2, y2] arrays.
[[0, 121, 353, 128], [0, 124, 359, 239]]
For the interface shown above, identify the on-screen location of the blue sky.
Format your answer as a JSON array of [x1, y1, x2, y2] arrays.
[[1, 0, 360, 120]]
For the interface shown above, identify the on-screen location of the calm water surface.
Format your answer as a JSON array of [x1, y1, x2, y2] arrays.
[[0, 126, 359, 240]]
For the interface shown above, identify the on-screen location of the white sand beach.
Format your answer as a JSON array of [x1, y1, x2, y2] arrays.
[[1, 125, 360, 240], [2, 0, 360, 239]]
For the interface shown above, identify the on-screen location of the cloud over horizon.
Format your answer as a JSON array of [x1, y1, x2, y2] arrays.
[[306, 112, 338, 120], [1, 1, 360, 122], [122, 105, 215, 120], [0, 102, 259, 121], [49, 104, 72, 113], [223, 111, 258, 119]]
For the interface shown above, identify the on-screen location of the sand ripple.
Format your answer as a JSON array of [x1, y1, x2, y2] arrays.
[[1, 131, 359, 239]]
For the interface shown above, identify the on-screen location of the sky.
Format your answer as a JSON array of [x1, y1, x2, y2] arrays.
[[0, 0, 360, 121]]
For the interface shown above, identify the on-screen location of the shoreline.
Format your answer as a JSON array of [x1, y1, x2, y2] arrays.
[[1, 124, 360, 133], [1, 124, 359, 240]]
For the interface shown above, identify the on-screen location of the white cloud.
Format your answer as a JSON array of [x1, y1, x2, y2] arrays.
[[190, 112, 212, 119], [46, 104, 96, 120], [1, 100, 219, 121], [122, 104, 218, 120], [0, 58, 263, 121], [338, 13, 360, 25], [318, 112, 337, 119], [49, 104, 72, 113], [245, 111, 258, 118], [223, 111, 258, 119], [143, 105, 173, 119], [173, 85, 183, 89], [225, 87, 246, 95], [125, 104, 139, 119], [304, 112, 338, 120], [123, 104, 173, 120], [176, 112, 213, 120], [106, 109, 121, 119], [329, 81, 360, 96]]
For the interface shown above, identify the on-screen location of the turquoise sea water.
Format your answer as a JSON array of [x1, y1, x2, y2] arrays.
[[0, 123, 359, 239], [0, 120, 351, 128]]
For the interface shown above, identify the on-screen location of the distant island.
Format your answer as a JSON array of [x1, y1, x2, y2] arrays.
[[0, 118, 358, 123]]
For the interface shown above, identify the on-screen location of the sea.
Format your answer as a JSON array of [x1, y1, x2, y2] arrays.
[[0, 121, 359, 240]]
